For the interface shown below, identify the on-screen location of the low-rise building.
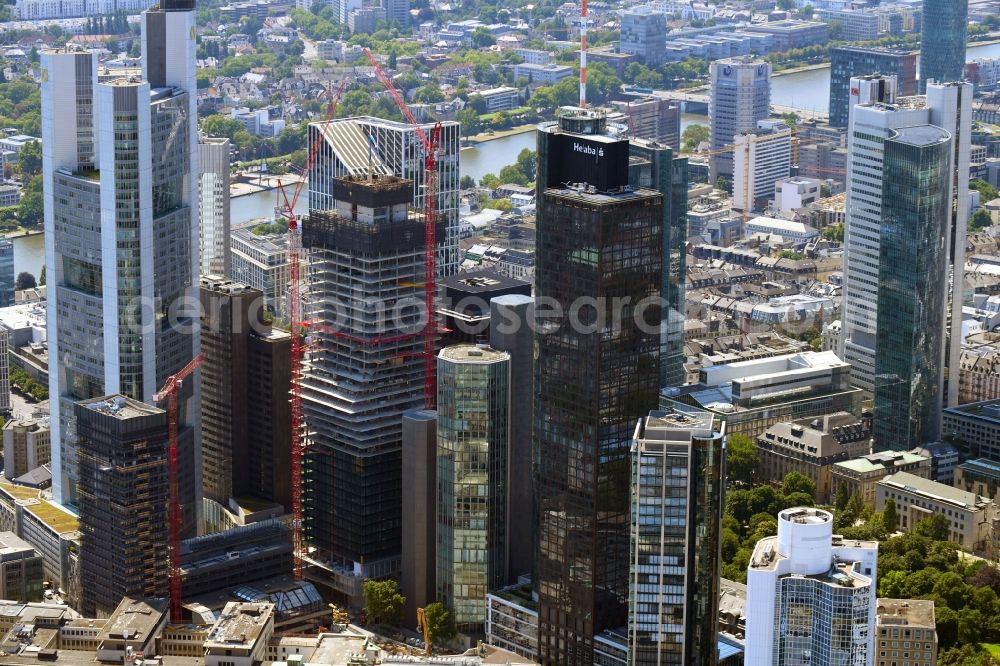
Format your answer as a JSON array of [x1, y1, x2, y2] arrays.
[[955, 458, 1000, 501], [512, 63, 573, 85], [774, 176, 823, 213], [0, 532, 43, 602], [204, 602, 275, 666], [942, 399, 1000, 460], [756, 412, 871, 503], [875, 599, 937, 666], [485, 581, 537, 662], [876, 472, 996, 553], [477, 86, 520, 113], [2, 419, 50, 481], [831, 450, 931, 508]]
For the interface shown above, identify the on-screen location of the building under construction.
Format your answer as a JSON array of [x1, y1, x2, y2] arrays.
[[301, 173, 438, 601], [75, 395, 169, 618]]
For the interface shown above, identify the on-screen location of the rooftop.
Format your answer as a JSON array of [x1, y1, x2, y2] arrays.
[[0, 531, 35, 556], [890, 124, 951, 148], [439, 344, 509, 364], [544, 184, 661, 206], [876, 598, 936, 629], [80, 395, 163, 420], [958, 458, 1000, 479], [879, 472, 990, 510], [639, 407, 719, 441], [98, 597, 168, 643], [204, 602, 273, 649], [835, 450, 928, 474]]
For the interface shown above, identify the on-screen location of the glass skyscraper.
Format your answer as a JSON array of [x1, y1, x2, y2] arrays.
[[919, 0, 968, 92], [873, 125, 953, 450], [0, 239, 13, 307], [828, 46, 917, 127], [435, 344, 510, 631]]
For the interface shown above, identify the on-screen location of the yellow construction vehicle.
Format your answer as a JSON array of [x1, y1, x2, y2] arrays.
[[416, 607, 430, 657]]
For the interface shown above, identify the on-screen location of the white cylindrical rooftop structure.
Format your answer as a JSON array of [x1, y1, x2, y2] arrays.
[[776, 507, 833, 575]]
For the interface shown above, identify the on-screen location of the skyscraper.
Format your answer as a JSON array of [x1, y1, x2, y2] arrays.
[[732, 119, 792, 213], [401, 409, 437, 623], [628, 407, 726, 666], [534, 108, 663, 665], [436, 344, 509, 631], [42, 0, 200, 528], [709, 57, 771, 181], [745, 508, 878, 666], [828, 46, 917, 127], [873, 125, 953, 450], [301, 173, 428, 598], [199, 137, 231, 277], [0, 239, 14, 307], [919, 0, 968, 93], [76, 395, 169, 618]]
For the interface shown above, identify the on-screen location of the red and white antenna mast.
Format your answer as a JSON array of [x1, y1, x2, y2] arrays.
[[579, 0, 587, 107]]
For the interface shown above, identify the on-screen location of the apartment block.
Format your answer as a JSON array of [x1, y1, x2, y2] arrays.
[[2, 419, 50, 481]]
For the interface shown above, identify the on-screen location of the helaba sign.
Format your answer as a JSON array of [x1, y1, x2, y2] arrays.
[[573, 142, 605, 158]]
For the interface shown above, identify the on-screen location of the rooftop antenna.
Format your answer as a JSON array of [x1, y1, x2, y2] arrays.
[[579, 0, 587, 108]]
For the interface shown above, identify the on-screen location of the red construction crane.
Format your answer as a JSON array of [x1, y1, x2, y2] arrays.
[[152, 353, 206, 624], [276, 79, 348, 580], [364, 47, 442, 409]]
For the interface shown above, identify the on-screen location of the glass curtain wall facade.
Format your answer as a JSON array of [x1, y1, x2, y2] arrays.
[[873, 125, 952, 450], [919, 0, 968, 92], [435, 345, 510, 631]]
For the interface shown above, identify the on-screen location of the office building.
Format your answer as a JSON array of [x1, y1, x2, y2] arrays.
[[829, 47, 917, 127], [14, 0, 154, 19], [0, 328, 10, 417], [628, 408, 725, 666], [873, 125, 953, 450], [733, 119, 792, 213], [384, 0, 408, 27], [743, 19, 829, 51], [2, 419, 50, 481], [709, 57, 771, 180], [840, 78, 972, 409], [943, 399, 1000, 460], [230, 224, 290, 319], [875, 599, 937, 666], [400, 409, 436, 624], [756, 412, 871, 504], [955, 458, 1000, 501], [745, 508, 878, 666], [611, 97, 681, 151], [919, 0, 967, 93], [876, 472, 996, 552], [75, 396, 169, 618], [437, 270, 531, 347], [199, 137, 231, 277], [816, 8, 879, 42], [309, 116, 461, 276], [0, 532, 43, 602], [42, 0, 200, 522], [620, 7, 668, 66], [534, 108, 663, 665], [180, 519, 292, 598], [436, 345, 509, 631], [348, 4, 384, 34], [832, 451, 930, 508], [513, 63, 574, 86], [0, 240, 13, 308], [489, 294, 534, 583], [774, 176, 822, 212], [199, 276, 292, 519], [301, 174, 427, 600]]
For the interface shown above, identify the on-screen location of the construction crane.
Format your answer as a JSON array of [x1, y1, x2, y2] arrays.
[[364, 47, 442, 409], [276, 78, 349, 580], [152, 352, 206, 624], [416, 607, 431, 657]]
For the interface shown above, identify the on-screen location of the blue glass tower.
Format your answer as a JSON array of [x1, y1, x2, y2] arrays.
[[919, 0, 968, 92]]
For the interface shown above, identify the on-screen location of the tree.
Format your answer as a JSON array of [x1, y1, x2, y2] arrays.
[[970, 208, 993, 231], [479, 173, 501, 190], [422, 602, 456, 645], [38, 266, 44, 287], [201, 116, 246, 141], [18, 176, 42, 228], [883, 498, 897, 532], [362, 579, 405, 626], [781, 472, 816, 500], [455, 107, 481, 135], [16, 140, 41, 177], [726, 433, 758, 486], [15, 272, 35, 290], [834, 483, 849, 511], [460, 175, 476, 189], [972, 178, 999, 204], [913, 513, 951, 541], [715, 176, 731, 194], [471, 27, 496, 48], [681, 124, 709, 152]]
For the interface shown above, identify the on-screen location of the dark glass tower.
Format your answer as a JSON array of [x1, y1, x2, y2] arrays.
[[534, 108, 664, 665], [828, 47, 917, 127], [873, 125, 952, 450], [919, 0, 968, 92]]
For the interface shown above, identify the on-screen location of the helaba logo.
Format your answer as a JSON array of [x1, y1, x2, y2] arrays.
[[573, 142, 604, 157]]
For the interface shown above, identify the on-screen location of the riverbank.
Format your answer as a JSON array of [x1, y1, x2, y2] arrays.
[[462, 124, 536, 146], [772, 62, 831, 77], [231, 174, 306, 199], [3, 228, 42, 239]]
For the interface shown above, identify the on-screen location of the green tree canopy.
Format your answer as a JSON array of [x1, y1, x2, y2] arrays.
[[422, 602, 456, 645], [362, 579, 405, 626], [726, 434, 758, 486], [16, 140, 41, 176]]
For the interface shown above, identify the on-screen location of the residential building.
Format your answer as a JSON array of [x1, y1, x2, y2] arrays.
[[745, 508, 878, 666], [199, 137, 231, 276], [942, 399, 1000, 459], [875, 599, 937, 666], [42, 0, 200, 523], [534, 108, 663, 665], [817, 8, 879, 42], [628, 407, 725, 666], [709, 57, 771, 180], [401, 409, 436, 623], [301, 174, 427, 601], [620, 7, 667, 66], [231, 108, 285, 137], [230, 224, 290, 318], [828, 46, 917, 127], [0, 240, 13, 308], [955, 458, 1000, 501], [0, 532, 43, 602], [477, 87, 520, 113], [0, 184, 21, 209], [14, 0, 154, 19], [876, 472, 995, 552], [733, 120, 792, 213], [199, 276, 292, 522], [2, 419, 50, 481], [611, 97, 681, 151], [75, 396, 168, 617], [756, 412, 871, 504], [436, 345, 509, 632], [831, 450, 931, 508], [919, 0, 967, 93], [512, 63, 573, 86], [348, 4, 384, 34], [664, 350, 863, 440], [383, 0, 408, 27], [308, 116, 461, 276]]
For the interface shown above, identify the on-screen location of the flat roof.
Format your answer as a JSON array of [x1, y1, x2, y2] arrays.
[[204, 602, 273, 649], [80, 395, 163, 420], [99, 597, 168, 642], [438, 269, 530, 294], [439, 344, 509, 364], [876, 598, 935, 628], [958, 458, 1000, 479], [835, 451, 927, 474], [890, 124, 950, 148], [879, 471, 988, 509]]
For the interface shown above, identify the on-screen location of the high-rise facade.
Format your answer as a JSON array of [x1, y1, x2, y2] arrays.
[[919, 0, 967, 93], [534, 108, 664, 665], [732, 119, 792, 213], [628, 407, 726, 666], [199, 136, 231, 277], [302, 174, 428, 594], [745, 508, 878, 666], [2, 419, 50, 480], [199, 276, 292, 519], [42, 0, 200, 529], [309, 116, 460, 276], [0, 239, 13, 307], [435, 344, 509, 631], [709, 57, 771, 181], [873, 125, 952, 450], [619, 7, 667, 66], [829, 46, 917, 127], [76, 395, 169, 618], [840, 77, 972, 408]]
